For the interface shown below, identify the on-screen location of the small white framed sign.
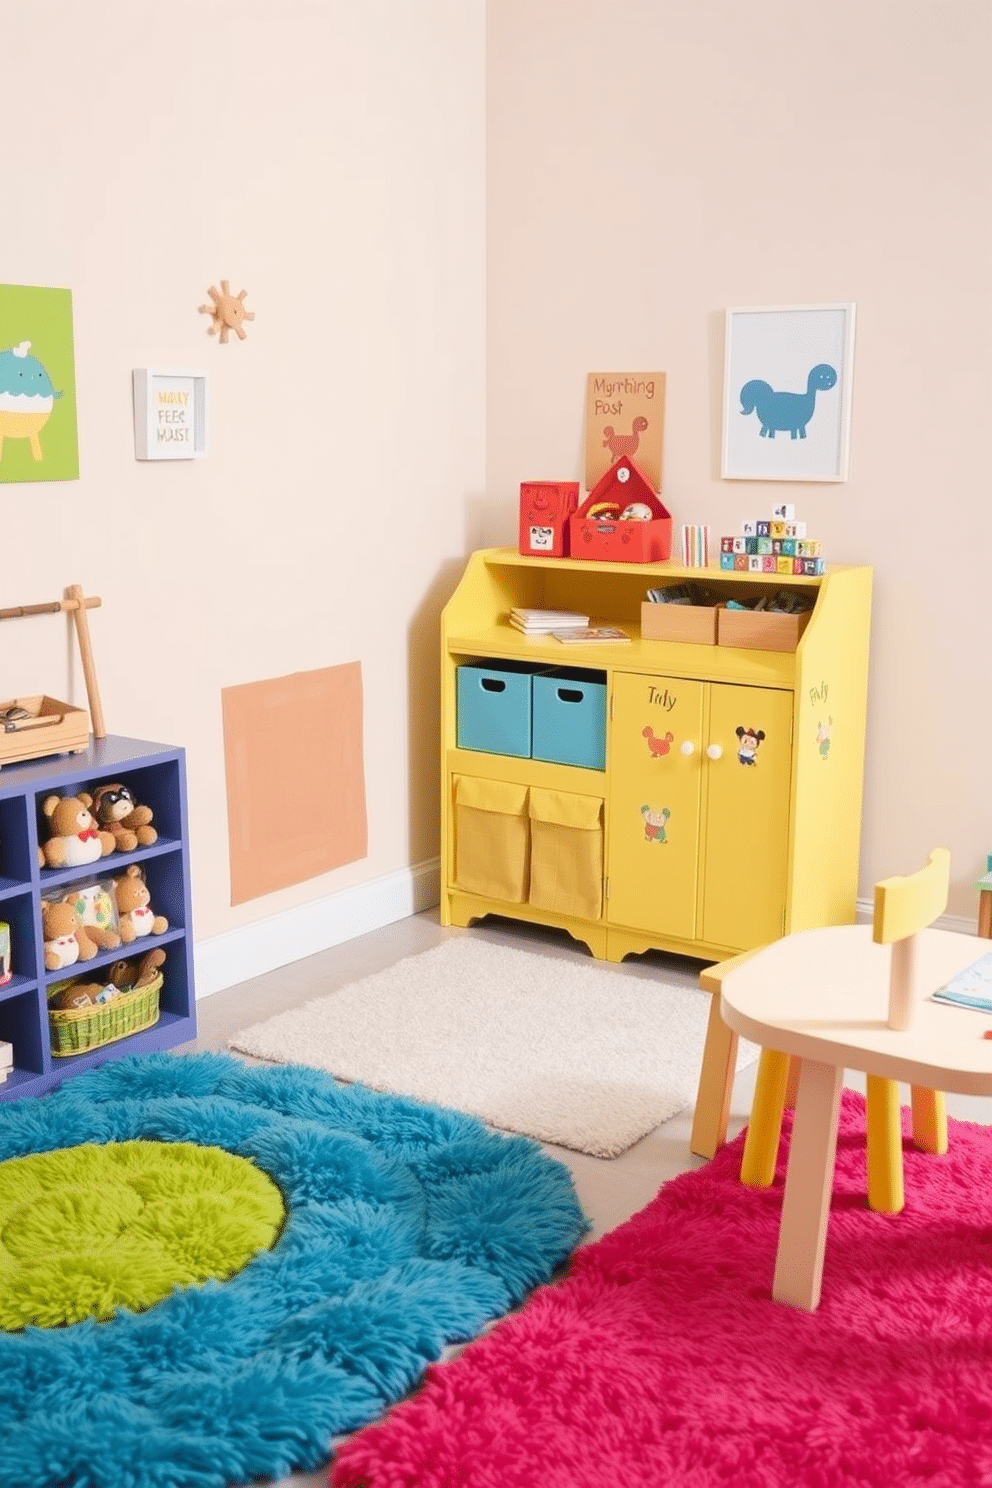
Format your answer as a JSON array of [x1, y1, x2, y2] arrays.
[[133, 368, 208, 460], [721, 304, 855, 482]]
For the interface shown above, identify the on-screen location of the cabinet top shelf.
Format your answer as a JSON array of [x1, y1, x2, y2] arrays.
[[0, 734, 183, 797], [479, 546, 867, 584], [446, 621, 798, 686]]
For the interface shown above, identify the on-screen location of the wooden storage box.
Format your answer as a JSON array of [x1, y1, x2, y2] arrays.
[[0, 695, 89, 767], [641, 599, 718, 645], [717, 605, 813, 653]]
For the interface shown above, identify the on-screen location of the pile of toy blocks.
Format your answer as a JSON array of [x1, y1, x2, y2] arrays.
[[718, 502, 824, 576]]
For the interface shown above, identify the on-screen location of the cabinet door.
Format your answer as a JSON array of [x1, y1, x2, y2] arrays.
[[700, 683, 793, 950], [607, 672, 704, 940]]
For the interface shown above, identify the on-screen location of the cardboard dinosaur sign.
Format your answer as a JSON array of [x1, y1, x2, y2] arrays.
[[584, 370, 665, 493]]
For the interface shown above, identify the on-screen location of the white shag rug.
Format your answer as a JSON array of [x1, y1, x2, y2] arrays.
[[228, 937, 758, 1158]]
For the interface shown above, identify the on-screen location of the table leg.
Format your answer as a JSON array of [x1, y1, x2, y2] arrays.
[[741, 1048, 791, 1188], [866, 1074, 904, 1213], [690, 995, 738, 1159], [911, 1086, 948, 1154], [772, 1057, 843, 1311]]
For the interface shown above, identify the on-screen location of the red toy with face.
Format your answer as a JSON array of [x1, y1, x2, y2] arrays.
[[518, 482, 579, 558]]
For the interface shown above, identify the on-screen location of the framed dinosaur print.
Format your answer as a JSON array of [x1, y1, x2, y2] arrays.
[[721, 304, 856, 482]]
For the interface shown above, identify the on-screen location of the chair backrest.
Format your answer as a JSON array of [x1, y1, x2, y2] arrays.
[[873, 849, 950, 945], [874, 849, 951, 1031]]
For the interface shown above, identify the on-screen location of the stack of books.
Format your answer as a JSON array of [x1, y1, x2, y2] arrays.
[[0, 1040, 12, 1086], [508, 607, 589, 634]]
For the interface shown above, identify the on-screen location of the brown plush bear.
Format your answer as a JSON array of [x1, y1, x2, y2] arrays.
[[89, 783, 157, 852], [48, 980, 110, 1010], [107, 946, 166, 993], [41, 899, 118, 971], [113, 865, 168, 943], [38, 795, 116, 869]]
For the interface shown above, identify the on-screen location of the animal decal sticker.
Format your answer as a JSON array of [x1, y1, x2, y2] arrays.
[[735, 726, 765, 766], [739, 363, 837, 441], [641, 805, 671, 844], [817, 717, 833, 760], [642, 726, 674, 757]]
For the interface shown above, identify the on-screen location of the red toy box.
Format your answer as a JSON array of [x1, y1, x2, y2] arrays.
[[569, 457, 672, 564], [518, 482, 580, 558]]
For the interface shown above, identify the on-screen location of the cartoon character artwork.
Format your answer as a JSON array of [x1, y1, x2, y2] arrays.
[[641, 805, 671, 844], [735, 726, 765, 766], [642, 726, 674, 758], [739, 364, 837, 441], [0, 341, 63, 463], [816, 717, 833, 760]]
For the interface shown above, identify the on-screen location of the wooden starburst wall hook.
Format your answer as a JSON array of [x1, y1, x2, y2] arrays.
[[199, 280, 254, 343]]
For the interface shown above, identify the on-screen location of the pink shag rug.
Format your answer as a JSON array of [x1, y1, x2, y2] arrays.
[[331, 1091, 992, 1487]]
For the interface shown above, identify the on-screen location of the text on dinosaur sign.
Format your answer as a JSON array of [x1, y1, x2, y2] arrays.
[[593, 376, 656, 417]]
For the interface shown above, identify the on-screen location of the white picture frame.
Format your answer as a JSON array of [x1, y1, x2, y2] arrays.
[[721, 304, 855, 482], [133, 368, 208, 460]]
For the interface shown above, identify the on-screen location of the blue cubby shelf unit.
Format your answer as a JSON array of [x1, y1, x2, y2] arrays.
[[0, 734, 197, 1102]]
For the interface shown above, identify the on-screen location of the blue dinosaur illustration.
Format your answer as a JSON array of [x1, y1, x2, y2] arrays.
[[739, 363, 837, 440]]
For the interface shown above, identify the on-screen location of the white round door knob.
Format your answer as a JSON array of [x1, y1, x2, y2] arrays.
[[680, 740, 695, 756], [706, 743, 723, 760]]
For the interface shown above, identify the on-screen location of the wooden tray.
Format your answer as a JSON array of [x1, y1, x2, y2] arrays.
[[0, 695, 89, 767], [641, 599, 718, 645], [717, 606, 812, 653]]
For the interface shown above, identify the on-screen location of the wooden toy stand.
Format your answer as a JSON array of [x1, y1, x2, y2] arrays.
[[0, 585, 105, 764]]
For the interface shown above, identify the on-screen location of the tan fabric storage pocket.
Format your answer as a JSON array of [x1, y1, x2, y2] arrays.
[[528, 787, 604, 921], [453, 776, 530, 902]]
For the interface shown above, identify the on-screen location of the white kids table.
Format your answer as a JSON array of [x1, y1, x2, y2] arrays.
[[719, 924, 992, 1310]]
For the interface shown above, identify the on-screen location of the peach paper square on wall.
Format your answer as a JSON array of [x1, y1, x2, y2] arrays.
[[222, 663, 368, 905]]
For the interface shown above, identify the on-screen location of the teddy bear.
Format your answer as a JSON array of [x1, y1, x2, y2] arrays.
[[37, 795, 116, 870], [41, 899, 119, 971], [89, 783, 157, 852], [106, 946, 166, 993], [48, 979, 116, 1011], [113, 865, 168, 943]]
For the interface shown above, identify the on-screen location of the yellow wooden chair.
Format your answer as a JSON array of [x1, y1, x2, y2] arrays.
[[730, 850, 951, 1212]]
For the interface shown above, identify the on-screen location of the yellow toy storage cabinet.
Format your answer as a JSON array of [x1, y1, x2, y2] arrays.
[[440, 548, 872, 964]]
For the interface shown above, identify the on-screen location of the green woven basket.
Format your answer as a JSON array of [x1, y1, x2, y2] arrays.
[[48, 973, 163, 1057]]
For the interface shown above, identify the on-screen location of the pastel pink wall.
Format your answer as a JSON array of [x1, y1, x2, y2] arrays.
[[3, 1, 486, 944], [486, 0, 992, 917]]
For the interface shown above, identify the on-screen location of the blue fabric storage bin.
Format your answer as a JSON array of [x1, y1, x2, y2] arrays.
[[456, 662, 544, 758], [531, 669, 607, 771]]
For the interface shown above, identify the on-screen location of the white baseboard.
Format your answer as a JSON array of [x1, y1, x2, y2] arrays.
[[193, 859, 441, 999], [855, 898, 976, 936], [194, 875, 974, 1001]]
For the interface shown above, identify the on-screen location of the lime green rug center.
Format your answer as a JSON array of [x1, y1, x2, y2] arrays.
[[0, 1140, 286, 1330]]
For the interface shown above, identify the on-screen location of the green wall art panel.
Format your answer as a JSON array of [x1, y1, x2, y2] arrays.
[[0, 284, 79, 483]]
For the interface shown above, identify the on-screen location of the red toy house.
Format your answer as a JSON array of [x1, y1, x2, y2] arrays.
[[569, 457, 672, 563], [518, 481, 580, 558]]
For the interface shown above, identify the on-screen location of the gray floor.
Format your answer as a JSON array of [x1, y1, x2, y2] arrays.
[[178, 908, 992, 1488]]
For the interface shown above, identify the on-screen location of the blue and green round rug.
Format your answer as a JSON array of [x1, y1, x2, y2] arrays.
[[0, 1051, 587, 1487]]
